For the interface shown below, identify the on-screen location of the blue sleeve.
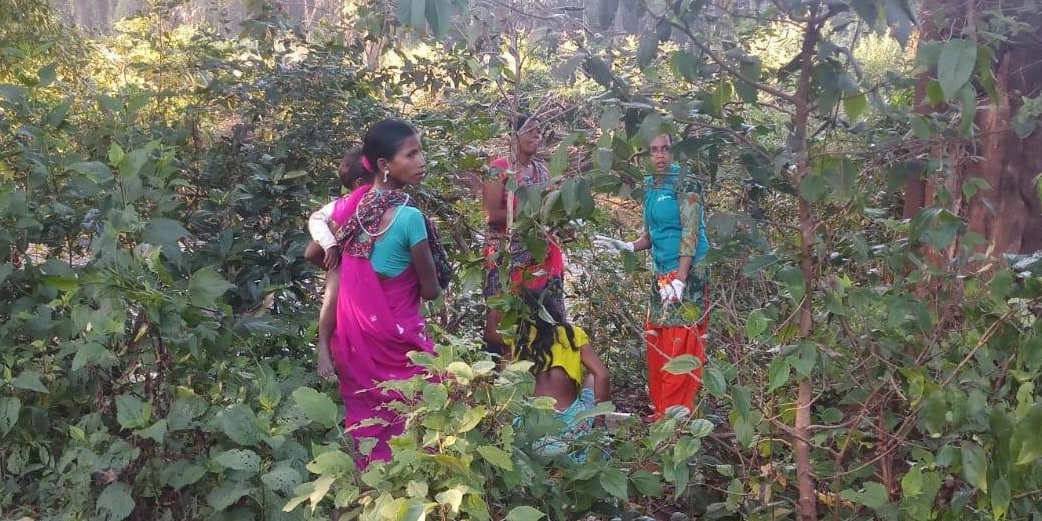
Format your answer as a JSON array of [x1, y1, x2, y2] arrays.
[[399, 207, 428, 248]]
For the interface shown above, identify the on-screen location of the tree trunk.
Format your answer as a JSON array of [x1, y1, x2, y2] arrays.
[[958, 39, 1042, 254], [793, 8, 821, 521], [907, 0, 1042, 257]]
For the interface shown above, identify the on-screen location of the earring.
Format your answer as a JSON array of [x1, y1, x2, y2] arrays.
[[383, 170, 389, 183]]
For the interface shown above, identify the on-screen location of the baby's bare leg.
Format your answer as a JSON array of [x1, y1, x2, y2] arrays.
[[316, 268, 340, 378]]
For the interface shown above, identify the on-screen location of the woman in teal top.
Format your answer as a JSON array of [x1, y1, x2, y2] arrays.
[[595, 133, 710, 419]]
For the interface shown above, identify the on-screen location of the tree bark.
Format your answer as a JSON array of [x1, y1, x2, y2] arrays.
[[907, 0, 1042, 257], [793, 7, 821, 521]]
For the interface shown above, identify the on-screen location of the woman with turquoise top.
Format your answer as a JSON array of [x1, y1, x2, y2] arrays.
[[595, 132, 710, 420]]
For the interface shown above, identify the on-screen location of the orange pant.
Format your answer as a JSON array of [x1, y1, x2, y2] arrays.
[[645, 320, 707, 418]]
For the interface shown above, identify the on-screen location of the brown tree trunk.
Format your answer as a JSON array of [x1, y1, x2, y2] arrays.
[[958, 40, 1042, 255], [793, 8, 821, 521], [907, 0, 1042, 257]]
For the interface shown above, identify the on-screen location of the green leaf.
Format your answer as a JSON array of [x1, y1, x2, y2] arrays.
[[991, 476, 1010, 519], [115, 394, 150, 429], [844, 92, 868, 121], [736, 59, 762, 103], [1013, 113, 1037, 138], [823, 158, 858, 201], [291, 387, 339, 429], [161, 459, 206, 490], [938, 39, 977, 99], [135, 419, 167, 444], [215, 449, 261, 472], [0, 397, 21, 438], [307, 449, 354, 474], [862, 482, 890, 509], [901, 466, 923, 497], [709, 81, 733, 117], [743, 253, 778, 276], [777, 266, 806, 302], [167, 394, 208, 431], [850, 0, 879, 25], [730, 413, 754, 448], [637, 34, 659, 69], [422, 383, 449, 410], [961, 177, 991, 199], [476, 445, 514, 470], [730, 385, 752, 420], [672, 435, 702, 463], [766, 358, 791, 392], [799, 173, 827, 202], [447, 361, 475, 381], [958, 83, 978, 136], [961, 441, 989, 492], [11, 370, 49, 393], [703, 366, 726, 398], [505, 506, 545, 521], [69, 161, 113, 183], [1012, 404, 1042, 465], [910, 115, 932, 139], [207, 480, 252, 512], [689, 418, 714, 438], [841, 481, 890, 509], [217, 404, 265, 446], [119, 148, 150, 178], [630, 469, 662, 496], [583, 56, 615, 89], [72, 342, 118, 371], [670, 51, 700, 82], [96, 482, 135, 521], [37, 62, 57, 86], [143, 218, 189, 245], [662, 354, 702, 375], [471, 360, 496, 376], [406, 481, 429, 498], [561, 177, 587, 215], [262, 465, 302, 494], [457, 405, 486, 433], [410, 0, 427, 29], [788, 341, 817, 377], [745, 309, 769, 338], [424, 0, 452, 36], [599, 104, 621, 133], [639, 112, 664, 146], [435, 486, 467, 513], [549, 133, 579, 178], [599, 467, 629, 500], [187, 267, 234, 306], [925, 79, 946, 105]]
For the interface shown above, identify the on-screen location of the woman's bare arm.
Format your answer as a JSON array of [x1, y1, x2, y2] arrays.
[[410, 240, 442, 301], [482, 178, 508, 228]]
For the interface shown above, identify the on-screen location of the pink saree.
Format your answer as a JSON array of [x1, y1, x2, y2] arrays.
[[330, 185, 434, 468]]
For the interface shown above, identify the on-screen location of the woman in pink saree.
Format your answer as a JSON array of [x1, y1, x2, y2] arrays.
[[326, 119, 451, 468]]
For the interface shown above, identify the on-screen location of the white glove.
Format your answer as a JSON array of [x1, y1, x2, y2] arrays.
[[659, 279, 685, 304], [593, 234, 634, 252]]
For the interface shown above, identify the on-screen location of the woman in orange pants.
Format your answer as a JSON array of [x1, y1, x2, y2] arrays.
[[595, 132, 710, 419]]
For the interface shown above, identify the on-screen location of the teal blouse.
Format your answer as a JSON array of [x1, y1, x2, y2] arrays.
[[370, 205, 428, 277]]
